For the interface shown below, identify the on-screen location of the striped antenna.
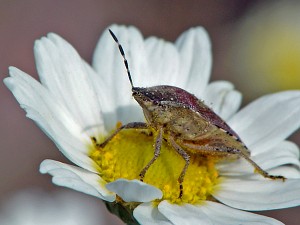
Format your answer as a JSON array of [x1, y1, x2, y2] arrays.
[[109, 29, 134, 88]]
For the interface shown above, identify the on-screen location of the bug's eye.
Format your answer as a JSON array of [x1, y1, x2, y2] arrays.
[[132, 91, 138, 96]]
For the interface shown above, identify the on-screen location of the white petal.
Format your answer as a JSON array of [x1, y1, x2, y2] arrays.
[[200, 201, 284, 225], [268, 166, 300, 179], [218, 165, 300, 183], [81, 60, 118, 132], [40, 160, 115, 202], [133, 202, 172, 225], [158, 201, 213, 225], [217, 158, 256, 177], [93, 24, 143, 89], [4, 67, 97, 172], [252, 141, 300, 170], [229, 91, 300, 152], [106, 179, 162, 202], [34, 33, 105, 136], [214, 177, 300, 210], [175, 27, 212, 97], [92, 24, 144, 127], [218, 141, 300, 177], [203, 80, 242, 120], [142, 37, 180, 87]]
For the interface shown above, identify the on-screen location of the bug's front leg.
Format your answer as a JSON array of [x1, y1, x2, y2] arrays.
[[94, 122, 148, 148], [139, 127, 163, 181], [169, 136, 190, 199]]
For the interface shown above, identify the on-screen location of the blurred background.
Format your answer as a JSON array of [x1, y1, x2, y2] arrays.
[[1, 0, 299, 224]]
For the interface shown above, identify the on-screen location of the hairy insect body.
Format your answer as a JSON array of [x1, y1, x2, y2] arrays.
[[133, 85, 250, 157], [143, 99, 211, 140]]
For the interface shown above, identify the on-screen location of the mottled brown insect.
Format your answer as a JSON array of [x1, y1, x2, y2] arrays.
[[101, 29, 285, 198]]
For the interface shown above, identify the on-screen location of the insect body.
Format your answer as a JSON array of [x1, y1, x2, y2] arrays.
[[102, 29, 285, 198]]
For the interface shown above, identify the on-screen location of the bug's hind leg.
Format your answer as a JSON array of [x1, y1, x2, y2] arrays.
[[182, 142, 286, 181], [236, 149, 286, 181], [169, 136, 190, 199]]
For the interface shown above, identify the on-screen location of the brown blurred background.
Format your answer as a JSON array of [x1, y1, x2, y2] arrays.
[[1, 0, 299, 224]]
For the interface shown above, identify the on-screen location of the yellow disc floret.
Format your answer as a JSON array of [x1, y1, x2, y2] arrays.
[[89, 127, 219, 204]]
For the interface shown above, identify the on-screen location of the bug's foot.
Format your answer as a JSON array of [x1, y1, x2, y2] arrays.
[[91, 137, 102, 149], [255, 168, 286, 182], [139, 173, 144, 182], [178, 184, 183, 199], [268, 174, 286, 182]]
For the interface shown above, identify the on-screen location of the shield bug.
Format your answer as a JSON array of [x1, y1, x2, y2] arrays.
[[101, 29, 285, 198]]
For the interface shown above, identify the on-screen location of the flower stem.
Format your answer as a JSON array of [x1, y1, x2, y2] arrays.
[[104, 201, 139, 225]]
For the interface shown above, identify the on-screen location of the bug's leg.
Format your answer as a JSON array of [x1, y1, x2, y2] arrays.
[[139, 127, 163, 181], [182, 143, 285, 181], [236, 149, 286, 181], [169, 137, 190, 198], [99, 122, 148, 148]]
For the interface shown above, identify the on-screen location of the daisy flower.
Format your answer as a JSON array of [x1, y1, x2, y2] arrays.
[[4, 24, 300, 225]]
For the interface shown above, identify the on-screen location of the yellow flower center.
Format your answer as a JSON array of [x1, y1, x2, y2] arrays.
[[89, 125, 220, 204]]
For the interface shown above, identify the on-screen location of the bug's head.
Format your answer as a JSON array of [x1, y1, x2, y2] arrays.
[[131, 86, 155, 107]]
